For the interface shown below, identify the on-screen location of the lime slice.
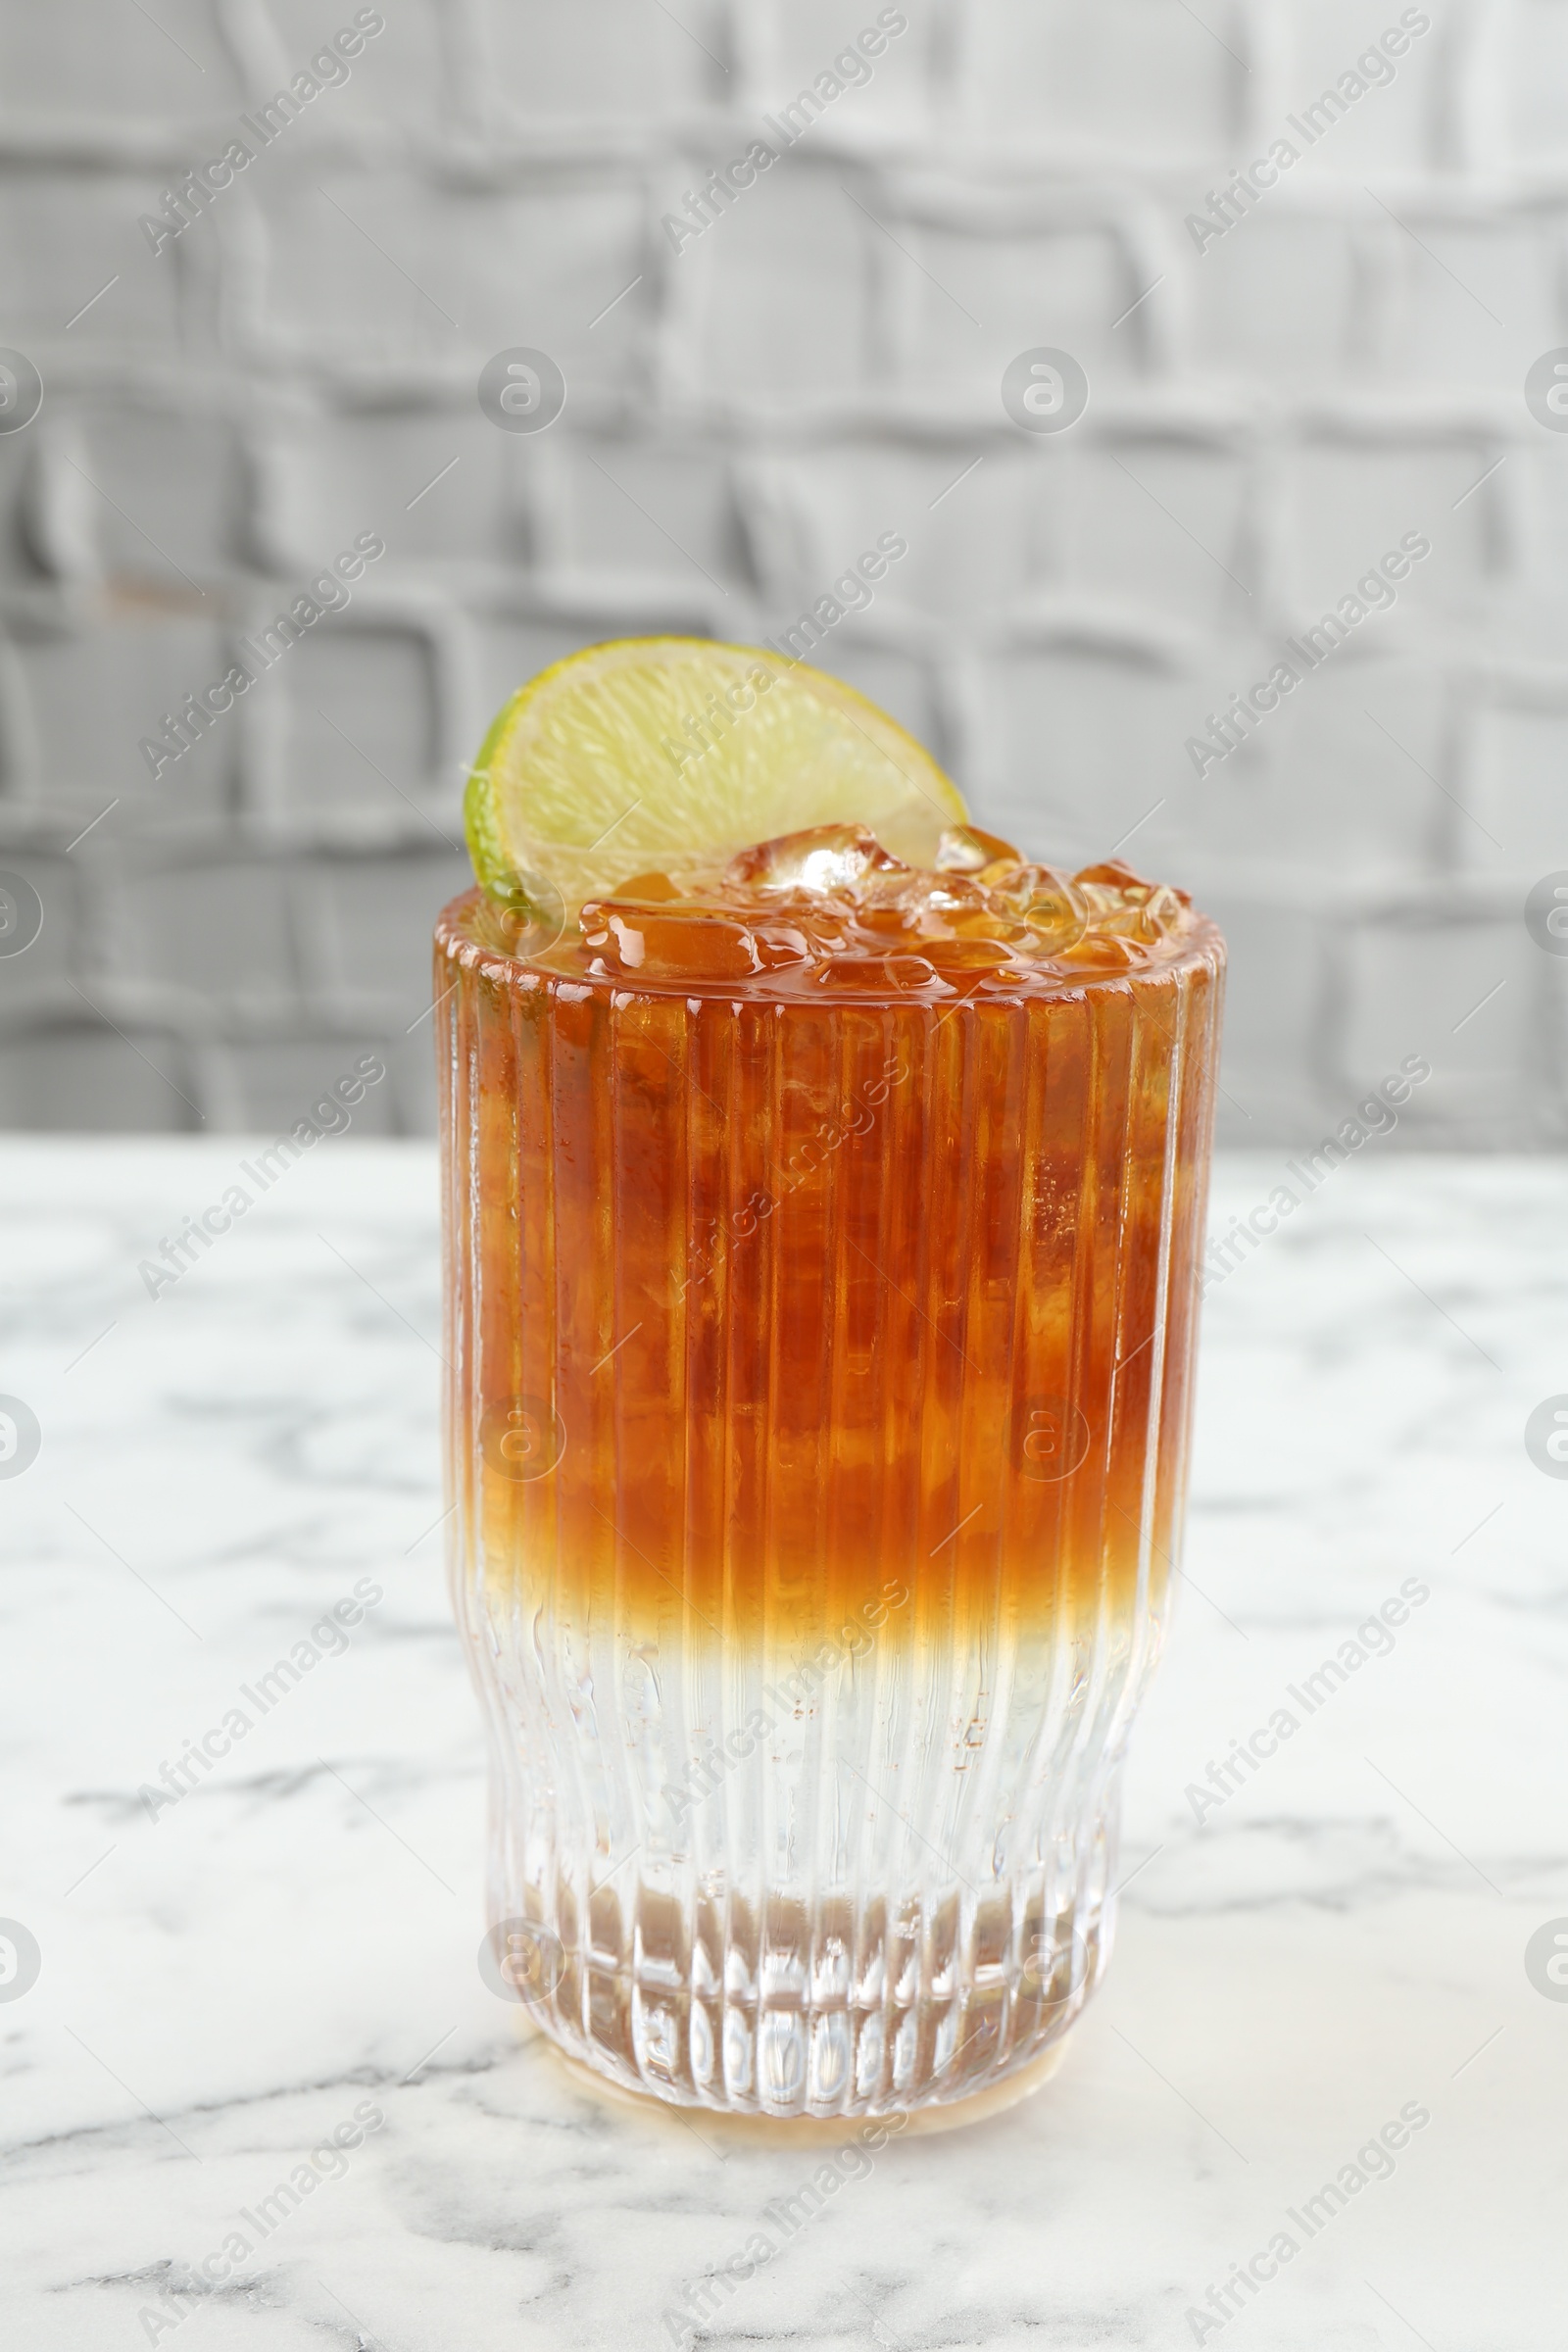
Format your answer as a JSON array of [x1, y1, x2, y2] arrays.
[[464, 638, 968, 915]]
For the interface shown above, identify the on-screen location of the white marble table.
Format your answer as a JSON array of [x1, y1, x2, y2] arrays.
[[3, 1141, 1565, 2350]]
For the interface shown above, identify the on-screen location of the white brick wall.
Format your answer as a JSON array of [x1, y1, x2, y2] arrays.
[[0, 0, 1563, 1141]]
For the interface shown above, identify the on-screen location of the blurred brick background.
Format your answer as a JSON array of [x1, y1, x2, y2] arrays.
[[0, 0, 1564, 1142]]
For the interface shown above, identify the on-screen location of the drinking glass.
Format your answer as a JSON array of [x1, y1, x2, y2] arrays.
[[437, 875, 1223, 2125]]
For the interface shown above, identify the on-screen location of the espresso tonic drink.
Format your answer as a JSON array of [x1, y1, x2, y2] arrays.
[[438, 641, 1223, 2124]]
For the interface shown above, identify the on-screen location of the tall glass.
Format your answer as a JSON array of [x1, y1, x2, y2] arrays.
[[436, 874, 1223, 2124]]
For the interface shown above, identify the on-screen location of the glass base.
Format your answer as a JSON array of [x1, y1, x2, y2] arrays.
[[489, 1863, 1113, 2126], [517, 2006, 1079, 2139]]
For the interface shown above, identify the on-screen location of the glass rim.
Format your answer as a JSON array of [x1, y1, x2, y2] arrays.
[[434, 883, 1226, 1012]]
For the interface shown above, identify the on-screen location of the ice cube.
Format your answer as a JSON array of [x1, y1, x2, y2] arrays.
[[723, 823, 906, 896], [812, 952, 946, 994], [579, 899, 814, 979], [1074, 858, 1151, 894], [1069, 863, 1190, 945], [1054, 931, 1147, 972], [856, 872, 992, 937], [935, 824, 1020, 873], [920, 936, 1022, 973], [986, 864, 1089, 954]]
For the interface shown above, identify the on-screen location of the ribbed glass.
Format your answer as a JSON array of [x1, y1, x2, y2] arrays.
[[436, 889, 1224, 2123]]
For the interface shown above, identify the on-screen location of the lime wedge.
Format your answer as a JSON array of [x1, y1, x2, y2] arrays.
[[464, 637, 968, 915]]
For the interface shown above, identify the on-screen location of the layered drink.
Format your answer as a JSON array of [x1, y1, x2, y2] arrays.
[[437, 640, 1224, 2124]]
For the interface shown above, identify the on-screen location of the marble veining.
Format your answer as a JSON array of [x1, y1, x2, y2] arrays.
[[2, 1141, 1565, 2349]]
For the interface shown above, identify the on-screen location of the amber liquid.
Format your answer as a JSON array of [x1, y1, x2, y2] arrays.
[[437, 870, 1224, 2116], [442, 892, 1220, 1645]]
